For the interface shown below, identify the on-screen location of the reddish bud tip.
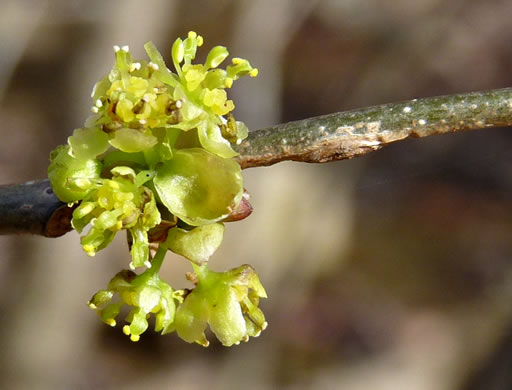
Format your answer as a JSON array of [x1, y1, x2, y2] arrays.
[[223, 189, 253, 222]]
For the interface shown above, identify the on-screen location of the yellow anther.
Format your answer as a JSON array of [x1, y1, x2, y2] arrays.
[[151, 304, 161, 314], [123, 325, 131, 336], [129, 62, 141, 72], [88, 302, 97, 310], [198, 339, 210, 347], [197, 35, 204, 46], [224, 78, 233, 88], [249, 68, 259, 77], [120, 291, 135, 305], [105, 319, 116, 327], [130, 334, 140, 342], [107, 181, 120, 189], [188, 31, 197, 39], [83, 245, 95, 256]]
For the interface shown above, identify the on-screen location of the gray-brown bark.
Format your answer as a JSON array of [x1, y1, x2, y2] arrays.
[[234, 87, 512, 168], [0, 180, 72, 237]]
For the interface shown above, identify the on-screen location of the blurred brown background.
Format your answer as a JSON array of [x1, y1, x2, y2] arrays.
[[0, 0, 511, 389]]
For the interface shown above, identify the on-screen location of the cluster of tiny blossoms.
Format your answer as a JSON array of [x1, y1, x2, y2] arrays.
[[48, 32, 267, 346]]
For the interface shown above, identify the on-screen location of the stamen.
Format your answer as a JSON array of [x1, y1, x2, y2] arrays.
[[130, 62, 141, 72], [105, 319, 116, 327]]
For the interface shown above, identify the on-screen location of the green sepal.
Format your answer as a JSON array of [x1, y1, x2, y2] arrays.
[[207, 285, 246, 346], [68, 127, 110, 160], [154, 148, 243, 226], [172, 38, 185, 69], [91, 76, 111, 102], [88, 289, 114, 309], [165, 223, 225, 265], [174, 288, 209, 345], [109, 128, 158, 153], [197, 122, 238, 158], [48, 145, 102, 202], [205, 46, 229, 69]]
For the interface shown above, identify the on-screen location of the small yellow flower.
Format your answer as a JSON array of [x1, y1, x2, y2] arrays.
[[72, 166, 161, 268], [88, 268, 181, 342], [175, 264, 267, 347]]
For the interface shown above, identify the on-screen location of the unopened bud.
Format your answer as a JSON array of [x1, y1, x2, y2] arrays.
[[223, 189, 253, 222]]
